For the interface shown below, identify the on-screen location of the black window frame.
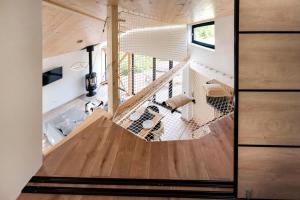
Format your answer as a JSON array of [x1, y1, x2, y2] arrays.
[[192, 21, 215, 49]]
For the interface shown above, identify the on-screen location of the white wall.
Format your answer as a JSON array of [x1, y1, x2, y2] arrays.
[[120, 25, 188, 61], [188, 16, 234, 76], [42, 46, 102, 113], [183, 16, 234, 121], [0, 1, 42, 199], [191, 68, 215, 123]]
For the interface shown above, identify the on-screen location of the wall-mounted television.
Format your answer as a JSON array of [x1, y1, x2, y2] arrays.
[[43, 67, 63, 86]]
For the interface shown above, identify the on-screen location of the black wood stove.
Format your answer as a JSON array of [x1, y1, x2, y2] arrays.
[[85, 45, 97, 97]]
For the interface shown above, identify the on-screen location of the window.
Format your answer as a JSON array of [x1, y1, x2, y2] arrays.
[[133, 54, 153, 93], [192, 21, 215, 49]]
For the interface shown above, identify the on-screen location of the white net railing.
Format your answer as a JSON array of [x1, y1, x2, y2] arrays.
[[114, 10, 233, 142], [117, 76, 234, 142]]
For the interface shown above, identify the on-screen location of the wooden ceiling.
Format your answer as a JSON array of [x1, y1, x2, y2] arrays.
[[43, 0, 233, 58]]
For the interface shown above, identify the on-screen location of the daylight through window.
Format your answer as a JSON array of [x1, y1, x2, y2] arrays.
[[192, 21, 215, 49]]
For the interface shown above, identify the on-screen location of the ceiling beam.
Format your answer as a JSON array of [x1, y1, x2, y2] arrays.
[[43, 0, 105, 22]]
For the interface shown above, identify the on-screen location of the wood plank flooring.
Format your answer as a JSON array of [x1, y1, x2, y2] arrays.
[[18, 111, 233, 200]]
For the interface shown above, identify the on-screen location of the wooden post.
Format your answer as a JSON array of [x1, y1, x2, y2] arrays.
[[107, 4, 119, 115], [128, 53, 133, 95]]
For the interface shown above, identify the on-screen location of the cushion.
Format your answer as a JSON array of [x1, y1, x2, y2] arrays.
[[55, 119, 75, 136], [203, 83, 231, 97], [45, 124, 65, 145], [165, 95, 194, 109]]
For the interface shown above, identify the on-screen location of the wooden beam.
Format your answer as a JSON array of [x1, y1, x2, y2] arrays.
[[43, 0, 105, 22], [107, 5, 119, 115], [108, 0, 119, 6], [118, 52, 130, 96], [114, 58, 190, 122]]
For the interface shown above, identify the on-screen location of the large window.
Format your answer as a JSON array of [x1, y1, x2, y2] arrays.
[[133, 54, 153, 93], [192, 21, 215, 49]]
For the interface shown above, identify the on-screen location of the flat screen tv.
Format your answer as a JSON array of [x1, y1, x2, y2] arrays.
[[43, 67, 63, 86]]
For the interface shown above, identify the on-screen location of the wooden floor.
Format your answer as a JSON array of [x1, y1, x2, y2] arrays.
[[43, 93, 209, 146], [18, 111, 233, 200]]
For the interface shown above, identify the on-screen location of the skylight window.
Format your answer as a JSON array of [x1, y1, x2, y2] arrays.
[[192, 21, 215, 49]]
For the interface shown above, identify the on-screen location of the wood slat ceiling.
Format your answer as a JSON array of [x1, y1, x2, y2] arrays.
[[43, 0, 233, 58]]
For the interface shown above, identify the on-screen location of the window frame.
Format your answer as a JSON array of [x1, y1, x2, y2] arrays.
[[191, 21, 215, 49]]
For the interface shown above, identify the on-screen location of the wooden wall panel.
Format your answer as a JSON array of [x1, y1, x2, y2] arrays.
[[240, 0, 300, 31], [238, 147, 300, 199], [239, 34, 300, 89], [239, 92, 300, 145], [238, 1, 300, 199]]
